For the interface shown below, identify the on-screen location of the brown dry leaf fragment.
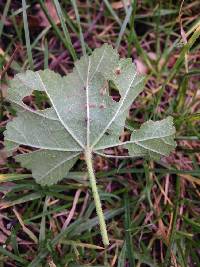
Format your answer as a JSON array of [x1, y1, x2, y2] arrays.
[[48, 258, 57, 267], [0, 231, 7, 244], [157, 57, 165, 72], [13, 208, 38, 244], [180, 174, 200, 186], [112, 0, 131, 10], [36, 0, 59, 27], [134, 58, 148, 74], [0, 219, 10, 244], [147, 52, 157, 61], [168, 55, 177, 68], [0, 83, 8, 98], [0, 150, 8, 165]]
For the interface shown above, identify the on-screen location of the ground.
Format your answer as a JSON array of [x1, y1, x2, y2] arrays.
[[0, 0, 200, 266]]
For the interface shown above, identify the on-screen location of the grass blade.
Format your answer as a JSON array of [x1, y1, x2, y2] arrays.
[[22, 0, 34, 70], [124, 193, 135, 266], [53, 0, 77, 60], [163, 176, 181, 266], [115, 5, 132, 50], [0, 246, 28, 265], [0, 0, 11, 38], [43, 38, 48, 69], [71, 0, 86, 56], [127, 1, 156, 74], [38, 0, 76, 60], [103, 0, 121, 26], [153, 24, 200, 118], [39, 196, 49, 243], [118, 241, 126, 267], [28, 208, 124, 266]]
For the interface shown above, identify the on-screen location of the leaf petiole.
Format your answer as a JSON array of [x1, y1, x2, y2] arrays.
[[85, 147, 109, 247]]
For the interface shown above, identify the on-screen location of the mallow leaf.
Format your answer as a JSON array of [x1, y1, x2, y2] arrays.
[[4, 44, 176, 246], [4, 43, 176, 183], [125, 117, 176, 159]]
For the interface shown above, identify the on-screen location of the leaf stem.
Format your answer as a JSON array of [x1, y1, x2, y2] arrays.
[[85, 148, 109, 247]]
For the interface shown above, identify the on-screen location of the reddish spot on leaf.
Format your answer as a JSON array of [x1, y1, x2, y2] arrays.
[[99, 104, 106, 109], [89, 104, 96, 108], [115, 68, 121, 75]]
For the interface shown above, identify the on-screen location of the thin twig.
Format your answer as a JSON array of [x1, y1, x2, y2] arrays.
[[0, 46, 20, 80], [62, 189, 82, 230]]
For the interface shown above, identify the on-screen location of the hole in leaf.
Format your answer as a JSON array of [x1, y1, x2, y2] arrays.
[[22, 90, 51, 110], [19, 144, 38, 152], [109, 81, 121, 102]]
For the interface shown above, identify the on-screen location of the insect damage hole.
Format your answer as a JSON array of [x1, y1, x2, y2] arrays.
[[22, 90, 52, 110], [108, 80, 121, 102]]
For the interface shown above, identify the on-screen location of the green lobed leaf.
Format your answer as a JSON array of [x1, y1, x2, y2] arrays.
[[125, 117, 176, 159], [4, 44, 176, 185]]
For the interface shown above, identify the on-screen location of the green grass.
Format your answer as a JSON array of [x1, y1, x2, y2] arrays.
[[0, 0, 200, 266]]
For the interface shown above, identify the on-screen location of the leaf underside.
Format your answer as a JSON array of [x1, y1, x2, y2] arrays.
[[4, 44, 176, 185]]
